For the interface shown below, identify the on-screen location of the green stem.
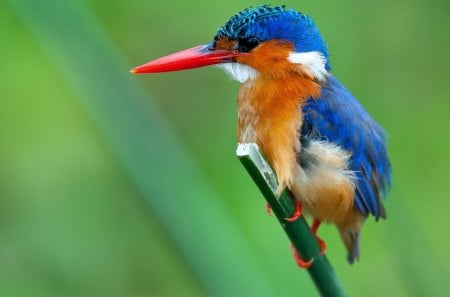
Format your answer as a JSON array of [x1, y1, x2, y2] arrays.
[[237, 143, 347, 297]]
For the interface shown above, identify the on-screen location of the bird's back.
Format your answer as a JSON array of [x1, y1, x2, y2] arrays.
[[302, 76, 392, 220]]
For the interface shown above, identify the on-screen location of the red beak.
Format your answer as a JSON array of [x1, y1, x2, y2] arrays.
[[130, 43, 246, 74]]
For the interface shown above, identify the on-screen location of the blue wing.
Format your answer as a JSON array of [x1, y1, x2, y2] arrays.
[[301, 76, 391, 219]]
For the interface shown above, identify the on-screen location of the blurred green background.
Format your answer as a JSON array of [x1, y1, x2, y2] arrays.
[[2, 0, 450, 296]]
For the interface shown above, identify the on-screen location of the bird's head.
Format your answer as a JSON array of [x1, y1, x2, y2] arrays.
[[132, 5, 330, 83]]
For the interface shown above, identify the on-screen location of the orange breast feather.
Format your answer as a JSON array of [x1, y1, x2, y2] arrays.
[[236, 42, 321, 193]]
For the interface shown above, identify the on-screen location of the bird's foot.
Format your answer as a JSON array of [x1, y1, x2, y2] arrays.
[[284, 194, 302, 222], [289, 219, 327, 269], [290, 239, 326, 269], [265, 203, 273, 217], [316, 236, 327, 255], [290, 244, 314, 269], [311, 219, 327, 255], [267, 192, 302, 221]]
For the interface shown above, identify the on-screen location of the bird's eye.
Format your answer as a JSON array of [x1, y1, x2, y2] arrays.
[[238, 37, 260, 52]]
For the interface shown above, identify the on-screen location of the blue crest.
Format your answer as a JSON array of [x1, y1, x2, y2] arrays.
[[215, 5, 287, 40], [214, 5, 330, 69]]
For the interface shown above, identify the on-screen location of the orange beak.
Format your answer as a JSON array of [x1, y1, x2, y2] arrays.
[[130, 43, 247, 74]]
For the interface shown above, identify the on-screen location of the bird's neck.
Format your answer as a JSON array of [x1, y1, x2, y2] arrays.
[[237, 75, 321, 191]]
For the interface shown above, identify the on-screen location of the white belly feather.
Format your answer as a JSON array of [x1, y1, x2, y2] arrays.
[[291, 140, 356, 222]]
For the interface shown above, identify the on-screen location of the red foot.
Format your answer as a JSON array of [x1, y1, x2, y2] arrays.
[[290, 244, 314, 269], [316, 237, 327, 255], [311, 218, 321, 234], [265, 203, 273, 217], [311, 219, 327, 255], [285, 193, 302, 222], [289, 219, 328, 269]]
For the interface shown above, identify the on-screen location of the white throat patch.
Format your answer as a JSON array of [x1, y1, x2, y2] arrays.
[[288, 51, 329, 82], [216, 63, 259, 83]]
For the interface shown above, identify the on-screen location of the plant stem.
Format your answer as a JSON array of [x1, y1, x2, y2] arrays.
[[237, 143, 347, 297]]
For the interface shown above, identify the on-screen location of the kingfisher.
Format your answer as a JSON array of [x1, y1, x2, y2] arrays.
[[131, 5, 391, 267]]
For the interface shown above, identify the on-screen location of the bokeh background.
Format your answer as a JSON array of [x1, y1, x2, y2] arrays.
[[2, 0, 450, 296]]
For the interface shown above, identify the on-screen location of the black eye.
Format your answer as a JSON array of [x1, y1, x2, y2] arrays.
[[238, 37, 260, 52]]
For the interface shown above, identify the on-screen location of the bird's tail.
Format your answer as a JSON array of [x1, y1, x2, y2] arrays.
[[336, 208, 365, 263], [337, 226, 361, 263]]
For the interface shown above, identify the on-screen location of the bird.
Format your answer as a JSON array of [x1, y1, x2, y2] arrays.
[[131, 5, 391, 267]]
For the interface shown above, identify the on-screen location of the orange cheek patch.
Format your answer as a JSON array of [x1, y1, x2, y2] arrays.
[[214, 37, 236, 51], [236, 40, 300, 77]]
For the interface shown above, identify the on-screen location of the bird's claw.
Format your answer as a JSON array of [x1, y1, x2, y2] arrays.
[[265, 203, 273, 217], [290, 244, 314, 268], [290, 219, 327, 269], [284, 198, 302, 222], [290, 237, 327, 269], [311, 219, 327, 255], [316, 236, 327, 255]]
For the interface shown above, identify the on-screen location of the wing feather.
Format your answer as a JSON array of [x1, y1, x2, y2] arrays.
[[301, 76, 391, 219]]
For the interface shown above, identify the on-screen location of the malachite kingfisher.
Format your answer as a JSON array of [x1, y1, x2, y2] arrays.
[[131, 5, 391, 267]]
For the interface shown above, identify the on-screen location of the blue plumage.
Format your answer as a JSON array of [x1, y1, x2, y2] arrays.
[[302, 76, 391, 219]]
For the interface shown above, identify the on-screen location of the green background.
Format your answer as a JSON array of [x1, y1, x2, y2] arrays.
[[2, 0, 449, 296]]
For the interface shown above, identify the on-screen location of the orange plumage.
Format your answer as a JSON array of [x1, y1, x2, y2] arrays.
[[234, 40, 320, 191]]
